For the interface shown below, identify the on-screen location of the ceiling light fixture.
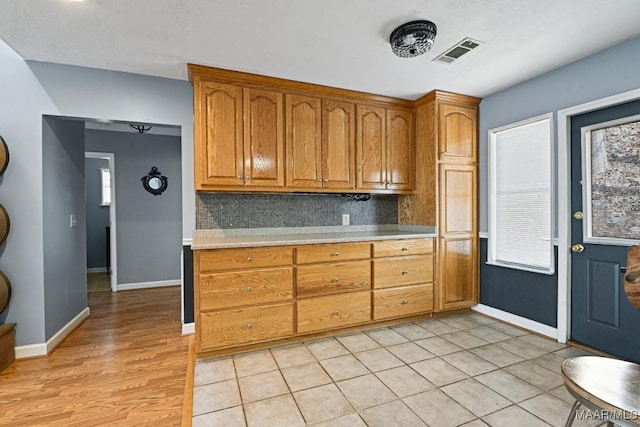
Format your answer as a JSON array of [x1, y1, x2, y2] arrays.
[[389, 20, 437, 58], [129, 124, 152, 134]]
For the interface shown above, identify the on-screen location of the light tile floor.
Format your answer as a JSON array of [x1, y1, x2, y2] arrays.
[[192, 313, 608, 426]]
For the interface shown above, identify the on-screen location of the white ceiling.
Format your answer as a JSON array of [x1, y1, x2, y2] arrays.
[[1, 0, 640, 100]]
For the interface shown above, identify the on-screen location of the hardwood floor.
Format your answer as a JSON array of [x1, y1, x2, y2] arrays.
[[0, 286, 191, 426]]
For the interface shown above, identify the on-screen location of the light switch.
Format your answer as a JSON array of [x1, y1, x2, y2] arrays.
[[70, 214, 77, 228], [342, 214, 350, 226]]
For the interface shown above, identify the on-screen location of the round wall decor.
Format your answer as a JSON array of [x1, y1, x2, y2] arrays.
[[0, 271, 10, 315], [0, 204, 9, 245], [0, 135, 8, 176]]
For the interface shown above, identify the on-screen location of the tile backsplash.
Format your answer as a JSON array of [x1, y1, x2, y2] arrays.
[[196, 193, 398, 229]]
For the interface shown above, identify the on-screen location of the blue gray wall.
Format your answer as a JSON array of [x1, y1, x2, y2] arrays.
[[42, 117, 88, 339], [196, 193, 398, 229], [479, 35, 640, 325], [86, 130, 182, 285], [0, 37, 193, 346], [85, 157, 110, 270]]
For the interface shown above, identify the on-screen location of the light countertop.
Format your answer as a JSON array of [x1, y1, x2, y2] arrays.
[[192, 224, 436, 249]]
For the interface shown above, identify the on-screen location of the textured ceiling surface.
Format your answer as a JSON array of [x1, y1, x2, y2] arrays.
[[1, 0, 639, 99]]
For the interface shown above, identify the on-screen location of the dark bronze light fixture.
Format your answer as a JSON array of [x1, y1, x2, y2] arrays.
[[129, 124, 152, 134], [390, 20, 437, 58]]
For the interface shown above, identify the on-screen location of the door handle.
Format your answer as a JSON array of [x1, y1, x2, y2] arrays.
[[571, 244, 584, 253]]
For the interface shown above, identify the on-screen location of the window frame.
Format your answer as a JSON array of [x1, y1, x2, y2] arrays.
[[99, 167, 111, 207], [488, 112, 555, 275]]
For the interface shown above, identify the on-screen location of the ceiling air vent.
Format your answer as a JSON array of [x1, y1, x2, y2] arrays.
[[434, 37, 482, 64]]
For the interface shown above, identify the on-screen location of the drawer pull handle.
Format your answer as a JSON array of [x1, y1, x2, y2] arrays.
[[334, 277, 340, 282], [402, 299, 409, 305], [246, 286, 253, 292], [247, 257, 253, 262], [401, 247, 408, 251], [402, 269, 409, 275], [247, 323, 253, 329], [333, 310, 340, 316], [332, 252, 340, 257]]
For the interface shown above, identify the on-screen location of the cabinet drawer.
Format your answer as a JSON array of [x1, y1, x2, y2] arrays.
[[373, 255, 433, 289], [297, 291, 370, 334], [199, 267, 293, 310], [199, 303, 293, 350], [373, 238, 433, 258], [373, 284, 433, 320], [297, 261, 370, 298], [198, 246, 293, 272], [296, 242, 370, 264]]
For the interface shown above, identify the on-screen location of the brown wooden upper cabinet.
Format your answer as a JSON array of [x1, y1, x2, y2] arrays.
[[189, 64, 415, 194], [194, 81, 285, 190], [357, 105, 415, 192], [438, 103, 477, 163], [285, 95, 355, 190]]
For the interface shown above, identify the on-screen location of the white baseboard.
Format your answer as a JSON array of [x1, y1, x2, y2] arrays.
[[472, 304, 558, 340], [15, 307, 91, 359], [182, 322, 195, 335], [15, 343, 47, 359], [87, 267, 108, 273], [117, 280, 180, 291]]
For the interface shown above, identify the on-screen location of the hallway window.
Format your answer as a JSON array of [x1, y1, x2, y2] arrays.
[[100, 168, 111, 206], [488, 113, 554, 274]]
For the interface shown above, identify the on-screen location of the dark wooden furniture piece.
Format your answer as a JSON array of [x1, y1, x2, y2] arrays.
[[561, 356, 640, 426], [0, 323, 15, 372]]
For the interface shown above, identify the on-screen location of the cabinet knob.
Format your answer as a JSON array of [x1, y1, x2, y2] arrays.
[[317, 178, 323, 182], [402, 269, 409, 275], [246, 176, 251, 180], [402, 299, 409, 305], [334, 277, 340, 282], [323, 178, 329, 182], [247, 323, 253, 329], [331, 252, 340, 257], [401, 247, 408, 252], [247, 257, 253, 262], [333, 310, 340, 316], [246, 286, 253, 292], [238, 175, 243, 179]]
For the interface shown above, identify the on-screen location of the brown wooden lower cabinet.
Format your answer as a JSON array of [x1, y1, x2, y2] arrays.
[[296, 260, 370, 298], [373, 255, 433, 288], [297, 291, 371, 334], [199, 267, 293, 310], [373, 284, 433, 320], [195, 237, 439, 356], [199, 303, 294, 351]]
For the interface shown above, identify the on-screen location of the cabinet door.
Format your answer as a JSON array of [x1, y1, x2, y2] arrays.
[[322, 100, 355, 189], [386, 108, 415, 191], [244, 88, 285, 187], [198, 82, 244, 187], [439, 163, 476, 236], [356, 104, 386, 190], [437, 236, 478, 311], [437, 162, 478, 311], [438, 103, 477, 162], [286, 94, 322, 188]]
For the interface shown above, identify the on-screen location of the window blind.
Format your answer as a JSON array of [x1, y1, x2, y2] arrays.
[[488, 114, 554, 274]]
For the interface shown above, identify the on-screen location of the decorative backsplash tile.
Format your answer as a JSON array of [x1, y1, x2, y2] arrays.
[[196, 193, 398, 229]]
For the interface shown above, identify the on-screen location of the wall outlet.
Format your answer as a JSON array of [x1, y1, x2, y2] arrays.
[[342, 213, 350, 226]]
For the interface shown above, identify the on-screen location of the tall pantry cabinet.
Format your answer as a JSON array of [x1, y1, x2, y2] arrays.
[[399, 91, 481, 312]]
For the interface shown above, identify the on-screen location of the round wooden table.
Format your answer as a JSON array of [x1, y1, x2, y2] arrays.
[[562, 356, 640, 427]]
